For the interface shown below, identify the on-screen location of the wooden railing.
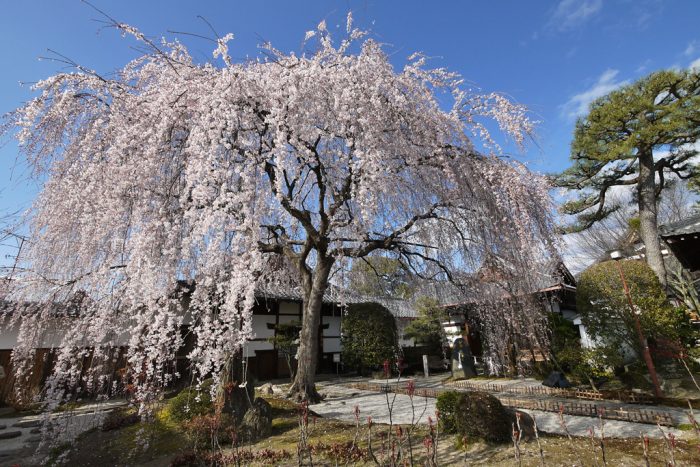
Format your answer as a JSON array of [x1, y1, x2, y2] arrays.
[[447, 379, 654, 404], [344, 382, 675, 426]]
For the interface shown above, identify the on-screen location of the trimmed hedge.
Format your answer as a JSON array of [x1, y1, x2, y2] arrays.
[[436, 390, 511, 442], [341, 302, 399, 375]]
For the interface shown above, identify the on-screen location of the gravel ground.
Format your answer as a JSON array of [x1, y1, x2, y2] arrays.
[[311, 382, 688, 439]]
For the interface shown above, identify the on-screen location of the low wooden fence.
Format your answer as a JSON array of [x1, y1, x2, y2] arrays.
[[447, 379, 654, 404], [345, 382, 675, 427]]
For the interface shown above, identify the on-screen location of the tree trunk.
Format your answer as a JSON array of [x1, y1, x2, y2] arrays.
[[288, 258, 334, 402], [637, 149, 667, 287]]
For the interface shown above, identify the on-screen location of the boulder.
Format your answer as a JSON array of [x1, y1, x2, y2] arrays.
[[542, 371, 571, 389], [239, 397, 272, 442], [259, 382, 274, 395], [224, 383, 255, 425], [0, 430, 22, 440]]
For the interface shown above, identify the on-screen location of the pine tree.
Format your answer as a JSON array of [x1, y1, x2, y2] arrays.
[[556, 69, 700, 285]]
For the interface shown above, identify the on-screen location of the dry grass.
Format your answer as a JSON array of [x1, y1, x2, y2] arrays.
[[458, 435, 700, 466]]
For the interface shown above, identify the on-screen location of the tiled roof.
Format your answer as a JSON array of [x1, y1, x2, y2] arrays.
[[660, 213, 700, 237]]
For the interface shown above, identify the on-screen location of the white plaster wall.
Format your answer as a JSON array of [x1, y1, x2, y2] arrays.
[[396, 319, 415, 347], [574, 317, 596, 349], [323, 316, 341, 336], [0, 319, 131, 349], [0, 323, 19, 349], [551, 301, 561, 314], [279, 314, 301, 325], [243, 340, 274, 358], [252, 315, 276, 340], [323, 337, 341, 353]]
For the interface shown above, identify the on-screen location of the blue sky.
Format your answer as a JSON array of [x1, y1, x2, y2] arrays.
[[1, 0, 699, 266]]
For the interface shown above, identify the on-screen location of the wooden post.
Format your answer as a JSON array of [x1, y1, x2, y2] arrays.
[[423, 354, 429, 378]]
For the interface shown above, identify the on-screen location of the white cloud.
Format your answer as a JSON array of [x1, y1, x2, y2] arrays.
[[635, 59, 652, 74], [561, 69, 629, 119], [549, 0, 603, 31], [690, 57, 700, 70], [684, 40, 698, 57]]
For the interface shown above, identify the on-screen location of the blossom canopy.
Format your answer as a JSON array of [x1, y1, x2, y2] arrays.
[[3, 17, 556, 405]]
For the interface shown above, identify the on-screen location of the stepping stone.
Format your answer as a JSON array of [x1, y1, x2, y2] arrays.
[[0, 449, 24, 458], [0, 407, 15, 416], [12, 420, 40, 428], [0, 424, 6, 430], [0, 430, 22, 440], [29, 427, 41, 434], [27, 436, 42, 443]]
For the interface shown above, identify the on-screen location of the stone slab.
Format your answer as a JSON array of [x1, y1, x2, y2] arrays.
[[0, 430, 22, 440], [12, 419, 40, 428]]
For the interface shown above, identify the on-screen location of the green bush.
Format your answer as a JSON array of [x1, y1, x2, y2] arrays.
[[403, 296, 448, 356], [435, 391, 462, 433], [436, 391, 511, 442], [577, 260, 684, 360], [341, 302, 399, 375], [166, 379, 216, 423], [558, 344, 622, 389], [101, 407, 139, 431]]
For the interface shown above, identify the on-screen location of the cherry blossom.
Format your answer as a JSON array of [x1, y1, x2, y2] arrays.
[[2, 15, 557, 408]]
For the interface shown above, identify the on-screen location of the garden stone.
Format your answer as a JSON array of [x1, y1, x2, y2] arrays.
[[451, 337, 477, 378], [259, 382, 274, 395], [0, 424, 6, 430], [239, 397, 272, 442], [12, 419, 40, 428], [224, 383, 255, 424], [29, 427, 41, 434], [0, 430, 22, 440], [542, 371, 571, 389]]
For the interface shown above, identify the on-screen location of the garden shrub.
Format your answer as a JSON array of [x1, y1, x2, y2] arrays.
[[184, 412, 236, 446], [101, 407, 139, 431], [403, 296, 449, 356], [436, 390, 511, 442], [341, 302, 399, 375], [577, 260, 684, 361], [166, 379, 216, 422]]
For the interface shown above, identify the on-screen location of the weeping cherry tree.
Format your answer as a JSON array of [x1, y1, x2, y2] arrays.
[[2, 14, 556, 405]]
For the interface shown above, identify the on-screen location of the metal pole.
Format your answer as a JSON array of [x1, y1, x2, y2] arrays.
[[614, 260, 663, 399]]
